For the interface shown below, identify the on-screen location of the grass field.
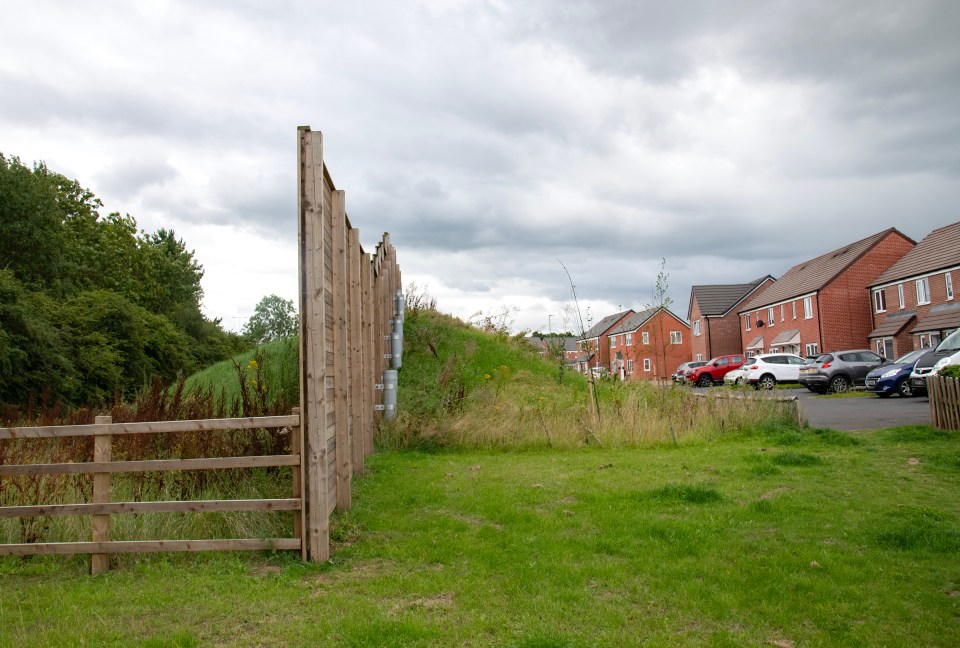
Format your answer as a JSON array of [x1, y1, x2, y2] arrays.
[[2, 423, 958, 647]]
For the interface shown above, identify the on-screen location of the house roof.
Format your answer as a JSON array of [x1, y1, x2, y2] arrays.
[[688, 276, 773, 319], [911, 303, 960, 334], [871, 220, 960, 286], [740, 228, 913, 312], [582, 310, 633, 339], [609, 307, 690, 335], [868, 312, 916, 338], [746, 335, 764, 350]]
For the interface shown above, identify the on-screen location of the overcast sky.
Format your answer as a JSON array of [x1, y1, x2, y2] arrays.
[[3, 1, 959, 333]]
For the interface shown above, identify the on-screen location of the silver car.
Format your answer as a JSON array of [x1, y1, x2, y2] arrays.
[[798, 349, 890, 394]]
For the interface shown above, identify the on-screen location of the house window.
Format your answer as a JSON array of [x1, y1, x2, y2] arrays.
[[873, 289, 886, 313], [805, 342, 819, 357], [916, 277, 930, 305], [792, 302, 796, 319], [767, 307, 775, 327], [920, 332, 942, 349], [745, 314, 751, 331], [803, 297, 813, 319], [610, 336, 616, 347], [898, 283, 904, 309], [627, 359, 633, 374], [643, 358, 651, 372], [947, 273, 954, 301], [780, 305, 784, 322], [694, 320, 701, 336], [670, 331, 682, 344], [695, 353, 703, 361], [642, 332, 649, 345], [626, 333, 633, 346]]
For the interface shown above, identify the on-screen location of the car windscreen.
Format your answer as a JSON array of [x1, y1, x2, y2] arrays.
[[815, 354, 833, 364], [894, 349, 927, 365], [935, 328, 960, 353]]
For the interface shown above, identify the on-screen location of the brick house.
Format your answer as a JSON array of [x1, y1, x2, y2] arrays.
[[576, 310, 634, 374], [737, 228, 916, 357], [607, 307, 691, 381], [867, 220, 960, 358], [688, 277, 774, 362]]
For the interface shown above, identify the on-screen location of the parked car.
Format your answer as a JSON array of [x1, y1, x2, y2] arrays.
[[742, 353, 806, 389], [910, 328, 960, 393], [865, 348, 928, 398], [723, 364, 751, 386], [672, 361, 706, 383], [686, 354, 745, 387], [798, 349, 890, 393]]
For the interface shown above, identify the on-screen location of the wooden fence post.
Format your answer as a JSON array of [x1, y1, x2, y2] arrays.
[[291, 407, 306, 560], [298, 126, 330, 562], [91, 415, 112, 575], [361, 253, 375, 457], [348, 229, 365, 474], [331, 190, 351, 512]]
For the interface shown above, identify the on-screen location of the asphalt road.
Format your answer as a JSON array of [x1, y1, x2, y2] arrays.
[[789, 387, 932, 431], [693, 385, 933, 431]]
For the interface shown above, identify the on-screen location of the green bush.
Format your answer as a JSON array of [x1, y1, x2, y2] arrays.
[[939, 364, 960, 378]]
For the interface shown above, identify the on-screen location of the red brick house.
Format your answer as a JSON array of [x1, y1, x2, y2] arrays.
[[576, 310, 634, 374], [688, 277, 774, 362], [607, 307, 691, 381], [868, 220, 960, 358], [737, 228, 916, 357]]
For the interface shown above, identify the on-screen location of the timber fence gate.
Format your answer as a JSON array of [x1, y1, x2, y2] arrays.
[[0, 127, 402, 570]]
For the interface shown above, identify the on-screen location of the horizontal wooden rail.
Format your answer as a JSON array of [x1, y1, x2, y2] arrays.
[[0, 414, 300, 440], [0, 454, 300, 477], [0, 498, 302, 518], [0, 538, 301, 557]]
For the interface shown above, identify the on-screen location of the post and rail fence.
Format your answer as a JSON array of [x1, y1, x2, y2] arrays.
[[0, 127, 402, 570]]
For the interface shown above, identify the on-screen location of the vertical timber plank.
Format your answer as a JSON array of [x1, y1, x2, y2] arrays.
[[331, 190, 352, 511], [298, 126, 330, 562], [91, 415, 112, 574], [291, 407, 306, 560], [348, 229, 365, 474], [361, 252, 375, 456]]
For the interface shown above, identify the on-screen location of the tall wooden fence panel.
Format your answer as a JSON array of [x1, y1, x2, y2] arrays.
[[298, 126, 401, 562], [928, 376, 960, 430]]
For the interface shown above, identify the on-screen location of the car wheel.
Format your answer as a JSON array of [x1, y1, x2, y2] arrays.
[[758, 374, 776, 390], [697, 374, 713, 388], [897, 377, 914, 398], [829, 375, 849, 394]]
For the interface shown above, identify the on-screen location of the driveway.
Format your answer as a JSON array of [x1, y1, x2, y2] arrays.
[[789, 387, 932, 431], [693, 386, 933, 431]]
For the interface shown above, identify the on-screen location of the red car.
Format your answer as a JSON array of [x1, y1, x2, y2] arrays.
[[686, 354, 746, 387]]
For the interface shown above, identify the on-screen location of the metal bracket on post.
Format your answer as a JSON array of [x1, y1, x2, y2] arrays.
[[375, 384, 384, 391], [384, 354, 393, 360], [374, 404, 386, 411]]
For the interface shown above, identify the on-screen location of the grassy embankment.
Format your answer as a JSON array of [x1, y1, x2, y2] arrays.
[[2, 310, 959, 646]]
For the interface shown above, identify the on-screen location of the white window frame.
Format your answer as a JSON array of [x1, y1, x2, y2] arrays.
[[695, 353, 703, 361], [916, 277, 930, 305], [643, 358, 651, 372], [642, 331, 649, 345], [792, 301, 796, 319], [693, 320, 701, 337], [947, 272, 954, 301], [805, 342, 819, 357], [670, 331, 682, 344], [803, 297, 813, 319], [873, 289, 886, 313], [745, 314, 751, 331], [897, 283, 904, 309], [610, 336, 616, 347], [627, 359, 634, 374], [780, 305, 784, 322], [625, 333, 632, 346], [767, 307, 775, 327]]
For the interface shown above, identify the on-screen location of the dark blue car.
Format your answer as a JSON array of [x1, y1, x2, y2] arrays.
[[865, 348, 928, 398]]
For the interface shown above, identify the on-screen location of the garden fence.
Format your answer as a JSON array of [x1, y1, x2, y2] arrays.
[[927, 376, 960, 430]]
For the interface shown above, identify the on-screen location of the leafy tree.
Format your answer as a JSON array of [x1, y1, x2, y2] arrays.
[[242, 295, 299, 345]]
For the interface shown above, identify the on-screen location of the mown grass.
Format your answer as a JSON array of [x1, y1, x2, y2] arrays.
[[2, 423, 959, 647]]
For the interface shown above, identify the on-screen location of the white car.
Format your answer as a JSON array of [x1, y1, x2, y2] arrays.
[[723, 365, 751, 386], [742, 353, 806, 389]]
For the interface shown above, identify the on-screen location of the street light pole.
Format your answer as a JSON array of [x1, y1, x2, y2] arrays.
[[548, 314, 554, 334]]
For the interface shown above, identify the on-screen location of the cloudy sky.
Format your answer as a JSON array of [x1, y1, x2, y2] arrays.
[[3, 1, 959, 333]]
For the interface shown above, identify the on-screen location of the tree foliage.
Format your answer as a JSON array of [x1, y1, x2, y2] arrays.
[[242, 295, 299, 345], [0, 153, 246, 407]]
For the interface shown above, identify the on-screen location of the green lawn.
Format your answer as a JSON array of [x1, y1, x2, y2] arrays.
[[2, 425, 959, 647]]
